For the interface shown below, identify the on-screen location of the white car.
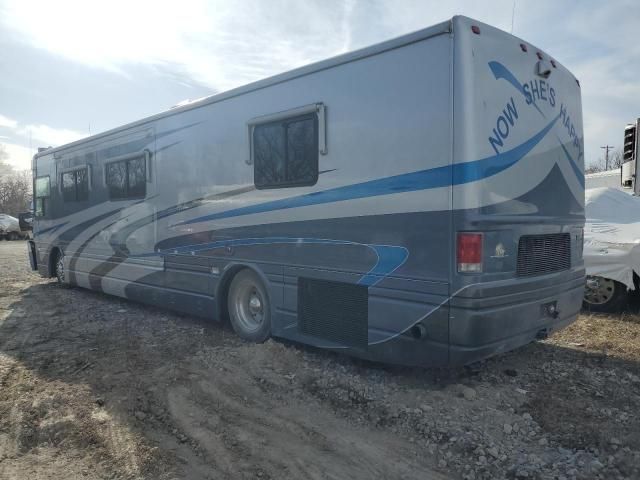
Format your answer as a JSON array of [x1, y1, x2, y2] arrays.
[[583, 187, 640, 312]]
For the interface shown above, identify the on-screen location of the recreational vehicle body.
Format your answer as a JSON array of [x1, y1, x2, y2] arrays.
[[28, 16, 585, 366]]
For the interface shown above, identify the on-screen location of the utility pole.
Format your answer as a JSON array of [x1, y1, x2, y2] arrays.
[[601, 145, 614, 170]]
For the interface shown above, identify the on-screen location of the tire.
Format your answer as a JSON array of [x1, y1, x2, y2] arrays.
[[583, 275, 628, 313], [53, 250, 66, 284], [227, 269, 271, 342]]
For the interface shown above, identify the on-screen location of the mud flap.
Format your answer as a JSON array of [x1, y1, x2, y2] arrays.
[[27, 241, 37, 271]]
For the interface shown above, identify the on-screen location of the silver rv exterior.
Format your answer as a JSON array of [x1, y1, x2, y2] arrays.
[[28, 16, 585, 366]]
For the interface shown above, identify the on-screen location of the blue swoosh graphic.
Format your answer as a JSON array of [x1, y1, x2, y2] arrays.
[[36, 222, 69, 235], [488, 61, 545, 117], [489, 60, 584, 186], [138, 237, 408, 287], [180, 112, 560, 226], [556, 135, 585, 188]]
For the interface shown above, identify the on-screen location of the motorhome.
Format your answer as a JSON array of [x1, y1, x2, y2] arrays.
[[28, 16, 585, 366]]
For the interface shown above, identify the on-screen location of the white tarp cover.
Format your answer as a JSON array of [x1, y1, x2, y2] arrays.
[[584, 187, 640, 289], [0, 214, 19, 232]]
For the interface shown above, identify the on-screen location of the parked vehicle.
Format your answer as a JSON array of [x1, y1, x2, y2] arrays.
[[0, 214, 30, 240], [583, 187, 640, 312], [28, 16, 585, 366]]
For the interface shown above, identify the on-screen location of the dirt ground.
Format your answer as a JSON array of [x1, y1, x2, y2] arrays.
[[0, 241, 638, 480]]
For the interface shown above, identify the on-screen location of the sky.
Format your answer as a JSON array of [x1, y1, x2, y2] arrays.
[[0, 0, 638, 171]]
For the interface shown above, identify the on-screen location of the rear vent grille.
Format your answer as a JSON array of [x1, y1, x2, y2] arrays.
[[298, 278, 368, 348], [517, 233, 571, 277]]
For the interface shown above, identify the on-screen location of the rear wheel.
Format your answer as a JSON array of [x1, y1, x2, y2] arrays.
[[583, 275, 628, 313], [227, 269, 271, 342]]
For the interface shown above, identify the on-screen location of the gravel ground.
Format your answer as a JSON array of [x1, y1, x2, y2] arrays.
[[0, 241, 638, 480]]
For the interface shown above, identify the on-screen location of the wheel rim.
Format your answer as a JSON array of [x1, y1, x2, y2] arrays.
[[584, 276, 615, 305], [233, 283, 264, 332], [56, 255, 65, 283]]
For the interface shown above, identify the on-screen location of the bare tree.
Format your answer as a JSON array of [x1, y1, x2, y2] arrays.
[[0, 144, 32, 216], [610, 149, 624, 169], [586, 149, 625, 174], [585, 157, 606, 174], [0, 144, 15, 177], [0, 171, 31, 216]]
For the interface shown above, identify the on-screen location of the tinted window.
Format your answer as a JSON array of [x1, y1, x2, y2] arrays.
[[62, 171, 76, 202], [34, 176, 50, 218], [62, 168, 89, 202], [127, 157, 146, 198], [106, 161, 127, 198], [286, 118, 317, 185], [35, 198, 45, 217], [76, 168, 88, 201], [106, 156, 146, 199], [35, 176, 50, 198], [254, 114, 318, 188]]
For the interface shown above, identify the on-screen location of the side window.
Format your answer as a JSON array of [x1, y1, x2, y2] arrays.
[[76, 168, 88, 201], [34, 176, 50, 217], [106, 156, 146, 199], [253, 113, 318, 189], [61, 167, 89, 202]]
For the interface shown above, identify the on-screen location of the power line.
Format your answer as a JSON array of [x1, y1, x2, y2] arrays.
[[601, 145, 614, 170]]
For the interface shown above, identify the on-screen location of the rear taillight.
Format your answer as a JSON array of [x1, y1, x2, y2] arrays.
[[457, 232, 483, 273]]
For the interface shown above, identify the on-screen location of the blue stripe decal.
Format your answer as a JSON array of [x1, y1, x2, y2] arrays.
[[489, 60, 584, 187], [358, 245, 409, 286], [36, 222, 68, 235], [556, 135, 585, 188], [488, 61, 545, 117], [181, 113, 560, 226], [453, 112, 560, 184], [137, 237, 408, 287]]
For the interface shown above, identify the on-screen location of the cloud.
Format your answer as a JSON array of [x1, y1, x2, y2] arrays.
[[0, 115, 86, 166], [0, 142, 33, 171], [1, 0, 638, 167], [0, 114, 18, 129], [1, 0, 358, 92], [17, 124, 86, 147]]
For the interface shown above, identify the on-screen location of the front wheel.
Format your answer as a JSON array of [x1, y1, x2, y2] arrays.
[[227, 269, 271, 342], [583, 275, 628, 313], [54, 251, 66, 284]]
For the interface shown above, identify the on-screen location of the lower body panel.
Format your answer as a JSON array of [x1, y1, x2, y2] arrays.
[[447, 269, 584, 365]]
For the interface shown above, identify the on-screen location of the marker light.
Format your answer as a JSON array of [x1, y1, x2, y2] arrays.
[[550, 59, 557, 68], [457, 232, 483, 273], [520, 43, 528, 52], [536, 52, 543, 60], [471, 25, 481, 34]]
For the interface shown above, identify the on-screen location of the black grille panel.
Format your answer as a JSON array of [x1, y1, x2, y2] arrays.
[[298, 278, 368, 348], [517, 233, 571, 277]]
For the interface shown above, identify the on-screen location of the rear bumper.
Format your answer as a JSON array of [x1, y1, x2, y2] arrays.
[[447, 268, 584, 365], [362, 269, 584, 367]]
